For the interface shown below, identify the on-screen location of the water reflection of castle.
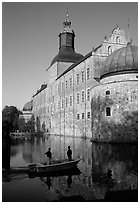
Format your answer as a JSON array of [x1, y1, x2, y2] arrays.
[[22, 137, 46, 163], [21, 137, 137, 200], [22, 13, 138, 142]]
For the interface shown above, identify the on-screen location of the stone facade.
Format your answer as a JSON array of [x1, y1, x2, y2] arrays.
[[91, 74, 138, 142], [31, 15, 128, 139], [91, 41, 138, 142]]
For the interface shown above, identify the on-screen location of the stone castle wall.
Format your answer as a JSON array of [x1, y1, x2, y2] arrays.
[[91, 73, 138, 142], [32, 26, 128, 139]]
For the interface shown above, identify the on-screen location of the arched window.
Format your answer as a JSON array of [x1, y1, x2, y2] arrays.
[[106, 107, 111, 116], [106, 90, 110, 95], [108, 46, 112, 55], [116, 36, 120, 44]]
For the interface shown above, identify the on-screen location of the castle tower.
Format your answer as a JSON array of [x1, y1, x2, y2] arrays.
[[59, 11, 75, 50], [50, 11, 83, 77]]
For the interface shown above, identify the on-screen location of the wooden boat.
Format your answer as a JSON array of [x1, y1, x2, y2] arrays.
[[3, 166, 81, 178], [28, 159, 81, 174]]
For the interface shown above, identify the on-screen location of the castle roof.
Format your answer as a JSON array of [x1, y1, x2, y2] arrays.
[[33, 84, 47, 97], [56, 51, 92, 79], [100, 42, 138, 79], [23, 100, 33, 111], [50, 11, 83, 66], [51, 46, 83, 66]]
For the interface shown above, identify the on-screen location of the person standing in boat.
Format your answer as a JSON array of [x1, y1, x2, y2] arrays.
[[67, 146, 72, 161], [45, 147, 52, 165]]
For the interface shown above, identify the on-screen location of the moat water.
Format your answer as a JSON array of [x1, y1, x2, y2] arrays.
[[2, 135, 138, 202]]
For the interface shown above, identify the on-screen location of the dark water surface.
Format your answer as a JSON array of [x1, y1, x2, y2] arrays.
[[2, 135, 138, 202]]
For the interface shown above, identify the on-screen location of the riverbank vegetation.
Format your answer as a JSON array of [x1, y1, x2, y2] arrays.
[[2, 106, 37, 139]]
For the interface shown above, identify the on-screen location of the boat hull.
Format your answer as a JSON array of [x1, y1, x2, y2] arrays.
[[35, 159, 81, 174]]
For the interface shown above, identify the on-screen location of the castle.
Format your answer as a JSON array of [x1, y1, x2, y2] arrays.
[[23, 13, 138, 142]]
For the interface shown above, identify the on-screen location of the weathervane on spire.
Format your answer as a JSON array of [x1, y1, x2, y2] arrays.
[[63, 8, 71, 28], [66, 8, 69, 21], [127, 19, 130, 42]]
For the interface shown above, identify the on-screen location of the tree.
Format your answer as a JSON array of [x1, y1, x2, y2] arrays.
[[18, 117, 26, 132], [27, 115, 35, 132], [42, 122, 46, 132], [2, 106, 22, 138], [36, 116, 40, 132]]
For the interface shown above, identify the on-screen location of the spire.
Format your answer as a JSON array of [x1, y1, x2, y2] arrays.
[[63, 9, 71, 29], [127, 19, 130, 42]]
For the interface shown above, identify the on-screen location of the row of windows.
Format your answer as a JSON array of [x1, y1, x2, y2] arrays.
[[36, 89, 109, 111], [57, 89, 90, 109], [58, 68, 90, 93], [60, 96, 73, 108], [77, 68, 90, 85], [48, 104, 111, 117], [60, 90, 90, 108], [77, 112, 90, 120], [49, 95, 91, 111], [77, 89, 90, 103], [77, 108, 111, 119]]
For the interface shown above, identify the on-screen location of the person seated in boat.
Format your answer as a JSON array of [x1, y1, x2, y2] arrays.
[[67, 146, 72, 161], [45, 148, 52, 165]]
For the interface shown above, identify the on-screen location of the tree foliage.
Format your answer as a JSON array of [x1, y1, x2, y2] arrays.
[[26, 115, 35, 132], [18, 117, 26, 132], [42, 122, 46, 132], [2, 106, 22, 138], [36, 116, 40, 132]]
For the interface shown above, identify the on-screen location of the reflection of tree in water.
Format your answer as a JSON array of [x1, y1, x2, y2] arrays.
[[2, 137, 11, 170], [23, 153, 33, 163], [67, 175, 72, 188], [21, 137, 46, 164]]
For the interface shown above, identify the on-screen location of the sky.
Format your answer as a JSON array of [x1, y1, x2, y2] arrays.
[[2, 2, 138, 111]]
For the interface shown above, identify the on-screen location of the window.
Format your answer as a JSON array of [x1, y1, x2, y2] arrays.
[[87, 112, 90, 119], [52, 96, 54, 102], [58, 84, 60, 93], [87, 89, 90, 101], [65, 81, 68, 89], [87, 68, 90, 80], [106, 107, 111, 116], [106, 90, 110, 95], [82, 91, 84, 103], [62, 83, 64, 92], [108, 46, 112, 55], [82, 113, 85, 119], [77, 93, 80, 104], [66, 97, 68, 107], [70, 96, 72, 106], [77, 74, 79, 85], [77, 113, 80, 120], [82, 71, 84, 83], [62, 99, 64, 108], [116, 36, 120, 44], [58, 101, 60, 109], [70, 77, 72, 88]]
